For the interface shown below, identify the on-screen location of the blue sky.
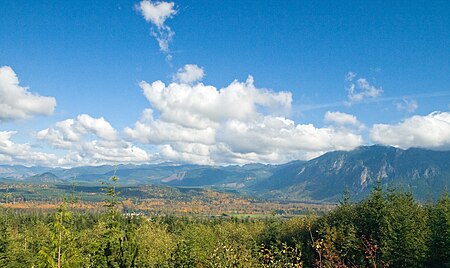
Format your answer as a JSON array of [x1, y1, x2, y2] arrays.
[[0, 0, 449, 166]]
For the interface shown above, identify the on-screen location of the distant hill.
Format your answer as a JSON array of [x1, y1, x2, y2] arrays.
[[0, 165, 52, 179], [28, 172, 62, 183], [1, 146, 449, 202]]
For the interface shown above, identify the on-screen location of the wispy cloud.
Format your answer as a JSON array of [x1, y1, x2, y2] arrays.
[[137, 0, 177, 61], [299, 70, 449, 112], [345, 71, 356, 82], [300, 92, 450, 112], [396, 98, 418, 113], [345, 72, 383, 104]]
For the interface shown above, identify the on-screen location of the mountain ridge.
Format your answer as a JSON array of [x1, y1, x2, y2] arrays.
[[1, 145, 448, 202]]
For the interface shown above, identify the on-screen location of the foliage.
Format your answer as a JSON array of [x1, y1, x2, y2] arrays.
[[0, 185, 449, 267], [427, 191, 450, 267]]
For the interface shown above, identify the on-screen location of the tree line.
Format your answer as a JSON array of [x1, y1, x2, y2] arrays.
[[0, 178, 448, 267]]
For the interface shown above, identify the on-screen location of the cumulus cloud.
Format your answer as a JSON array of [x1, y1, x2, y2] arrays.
[[324, 111, 365, 130], [370, 111, 450, 149], [0, 66, 56, 121], [217, 116, 363, 163], [36, 114, 117, 149], [37, 114, 151, 166], [138, 75, 292, 129], [396, 99, 418, 113], [174, 64, 205, 84], [138, 0, 176, 27], [77, 114, 117, 140], [125, 109, 216, 145], [160, 142, 214, 165], [125, 73, 364, 164], [345, 72, 383, 104], [0, 131, 57, 165], [137, 0, 177, 60]]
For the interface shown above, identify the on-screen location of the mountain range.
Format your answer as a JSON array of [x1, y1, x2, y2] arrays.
[[1, 145, 449, 202]]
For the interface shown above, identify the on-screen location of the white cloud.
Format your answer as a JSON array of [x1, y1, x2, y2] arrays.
[[35, 119, 79, 149], [36, 114, 117, 149], [2, 68, 368, 166], [124, 109, 216, 145], [324, 111, 364, 129], [217, 116, 363, 162], [0, 66, 56, 121], [49, 140, 151, 167], [138, 0, 177, 59], [77, 114, 117, 140], [126, 74, 364, 164], [396, 99, 418, 113], [370, 111, 450, 149], [0, 131, 57, 165], [345, 72, 383, 104], [37, 114, 151, 166], [138, 75, 292, 129], [78, 140, 149, 164], [324, 111, 366, 131], [138, 0, 176, 27], [174, 64, 205, 84], [160, 143, 213, 165]]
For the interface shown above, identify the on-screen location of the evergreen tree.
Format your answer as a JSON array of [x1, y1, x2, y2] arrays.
[[427, 191, 450, 267], [99, 174, 139, 268], [38, 202, 84, 267], [321, 191, 363, 266], [382, 191, 428, 267], [355, 181, 386, 249]]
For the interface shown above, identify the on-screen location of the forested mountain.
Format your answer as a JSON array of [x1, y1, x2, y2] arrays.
[[1, 146, 449, 202], [253, 145, 450, 200], [252, 145, 450, 201]]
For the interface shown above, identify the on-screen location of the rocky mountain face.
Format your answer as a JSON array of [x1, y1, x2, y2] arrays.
[[252, 145, 450, 201]]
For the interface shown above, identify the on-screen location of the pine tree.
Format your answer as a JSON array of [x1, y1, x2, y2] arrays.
[[427, 191, 450, 267], [356, 181, 386, 244], [99, 174, 139, 268], [38, 201, 84, 267], [382, 191, 428, 267]]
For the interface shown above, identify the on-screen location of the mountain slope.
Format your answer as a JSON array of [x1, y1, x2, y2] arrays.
[[28, 172, 63, 183], [252, 145, 450, 201]]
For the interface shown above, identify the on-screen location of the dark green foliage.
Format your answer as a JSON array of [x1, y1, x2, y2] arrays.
[[318, 185, 442, 267], [170, 239, 196, 267], [381, 191, 428, 267], [427, 191, 450, 267], [1, 186, 449, 267]]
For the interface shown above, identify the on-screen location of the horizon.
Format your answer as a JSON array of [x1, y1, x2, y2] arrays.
[[1, 0, 449, 167]]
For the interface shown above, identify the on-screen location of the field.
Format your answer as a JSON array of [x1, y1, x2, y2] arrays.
[[0, 182, 333, 217]]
